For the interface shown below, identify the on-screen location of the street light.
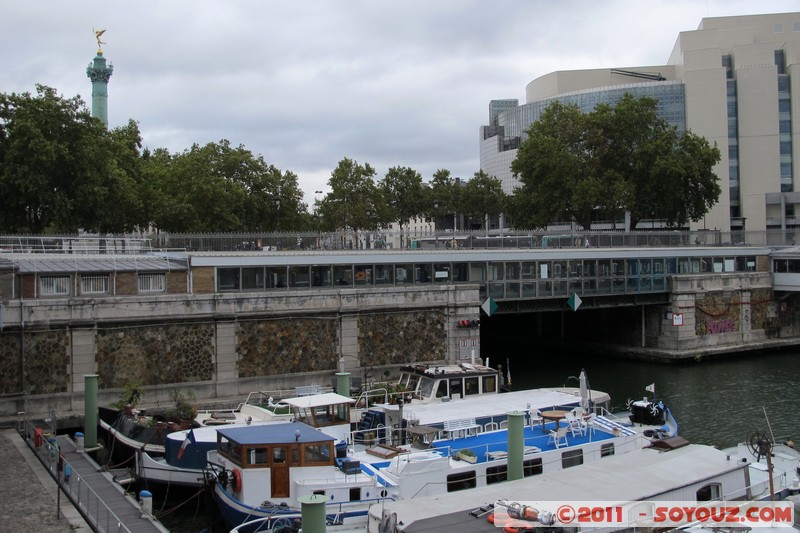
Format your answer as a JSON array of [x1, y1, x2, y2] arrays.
[[434, 200, 439, 248]]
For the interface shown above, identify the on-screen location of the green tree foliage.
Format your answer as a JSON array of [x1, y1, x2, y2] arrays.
[[461, 170, 506, 230], [380, 165, 426, 235], [149, 140, 306, 232], [510, 94, 721, 230], [318, 158, 383, 232], [0, 85, 122, 233], [427, 168, 459, 225]]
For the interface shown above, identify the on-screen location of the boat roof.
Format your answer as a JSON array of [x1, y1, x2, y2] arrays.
[[400, 362, 497, 377], [281, 392, 356, 408], [377, 444, 746, 532], [215, 422, 335, 445], [379, 387, 610, 426]]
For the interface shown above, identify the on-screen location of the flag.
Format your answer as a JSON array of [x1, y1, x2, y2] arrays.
[[177, 429, 196, 460], [645, 383, 655, 393]]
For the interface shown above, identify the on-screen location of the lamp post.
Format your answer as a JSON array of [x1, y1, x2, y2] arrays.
[[434, 200, 439, 248], [314, 191, 323, 249]]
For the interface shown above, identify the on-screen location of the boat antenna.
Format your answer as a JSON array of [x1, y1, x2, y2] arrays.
[[762, 406, 776, 445]]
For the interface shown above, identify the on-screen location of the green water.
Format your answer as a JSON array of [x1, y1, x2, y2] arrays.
[[504, 347, 800, 449]]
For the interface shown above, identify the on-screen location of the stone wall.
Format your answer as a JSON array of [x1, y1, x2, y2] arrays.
[[95, 323, 215, 389], [237, 318, 338, 376], [358, 310, 446, 364], [0, 329, 69, 395]]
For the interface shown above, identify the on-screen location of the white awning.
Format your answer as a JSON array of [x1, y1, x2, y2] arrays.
[[282, 392, 355, 408]]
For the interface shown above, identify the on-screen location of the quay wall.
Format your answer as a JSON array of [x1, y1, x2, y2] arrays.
[[0, 285, 479, 419]]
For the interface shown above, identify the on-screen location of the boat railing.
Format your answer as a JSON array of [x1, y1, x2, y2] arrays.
[[20, 418, 134, 533], [353, 387, 389, 408], [231, 496, 397, 532]]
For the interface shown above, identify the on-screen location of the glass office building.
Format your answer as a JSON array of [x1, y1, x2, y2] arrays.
[[480, 12, 800, 234]]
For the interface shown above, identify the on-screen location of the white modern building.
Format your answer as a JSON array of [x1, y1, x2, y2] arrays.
[[480, 12, 800, 234]]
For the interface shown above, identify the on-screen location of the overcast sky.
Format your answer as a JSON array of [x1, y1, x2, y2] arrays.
[[2, 1, 797, 207]]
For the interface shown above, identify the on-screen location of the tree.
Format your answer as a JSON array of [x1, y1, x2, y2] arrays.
[[379, 166, 426, 246], [510, 94, 721, 230], [0, 85, 115, 233], [318, 158, 383, 237], [461, 170, 506, 231], [428, 168, 460, 230], [148, 140, 308, 232]]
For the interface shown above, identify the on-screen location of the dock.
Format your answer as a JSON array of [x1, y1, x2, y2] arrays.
[[15, 423, 168, 533]]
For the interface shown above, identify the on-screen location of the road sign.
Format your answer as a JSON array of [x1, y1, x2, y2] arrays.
[[672, 312, 684, 326], [481, 297, 498, 317], [567, 293, 582, 311]]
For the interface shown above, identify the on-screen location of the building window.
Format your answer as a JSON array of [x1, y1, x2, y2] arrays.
[[81, 274, 109, 294], [138, 273, 166, 293], [40, 275, 70, 296]]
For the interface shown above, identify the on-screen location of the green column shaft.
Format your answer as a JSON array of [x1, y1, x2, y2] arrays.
[[507, 411, 525, 481], [336, 372, 351, 397], [298, 494, 327, 532], [84, 374, 99, 448]]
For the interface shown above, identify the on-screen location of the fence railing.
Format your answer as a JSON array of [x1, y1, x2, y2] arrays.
[[3, 228, 799, 254], [21, 419, 133, 533]]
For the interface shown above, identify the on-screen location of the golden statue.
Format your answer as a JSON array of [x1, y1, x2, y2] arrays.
[[93, 28, 106, 53]]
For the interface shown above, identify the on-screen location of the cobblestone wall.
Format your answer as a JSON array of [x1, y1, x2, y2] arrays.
[[95, 324, 215, 389], [359, 310, 445, 364], [237, 318, 338, 376], [0, 330, 69, 395]]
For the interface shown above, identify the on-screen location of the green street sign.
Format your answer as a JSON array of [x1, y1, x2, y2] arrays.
[[567, 293, 582, 312]]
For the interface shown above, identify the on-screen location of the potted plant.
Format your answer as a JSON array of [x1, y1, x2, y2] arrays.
[[112, 382, 142, 417], [456, 448, 477, 464], [167, 389, 197, 429]]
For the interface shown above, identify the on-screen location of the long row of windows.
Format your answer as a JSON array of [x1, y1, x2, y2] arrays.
[[216, 256, 759, 299]]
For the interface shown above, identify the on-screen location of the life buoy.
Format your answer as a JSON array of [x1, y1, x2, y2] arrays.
[[504, 520, 535, 533], [232, 468, 242, 493], [487, 513, 508, 526]]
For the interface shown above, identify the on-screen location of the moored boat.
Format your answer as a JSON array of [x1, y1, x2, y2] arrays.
[[205, 384, 675, 532]]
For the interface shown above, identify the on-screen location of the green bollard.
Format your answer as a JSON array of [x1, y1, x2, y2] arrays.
[[507, 411, 525, 481], [84, 374, 99, 448], [298, 494, 327, 532]]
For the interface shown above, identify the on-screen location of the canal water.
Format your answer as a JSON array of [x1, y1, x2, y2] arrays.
[[503, 346, 800, 449], [157, 347, 800, 532]]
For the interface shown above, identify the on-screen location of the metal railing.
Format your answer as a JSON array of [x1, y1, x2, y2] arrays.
[[21, 419, 133, 533], [3, 228, 799, 254]]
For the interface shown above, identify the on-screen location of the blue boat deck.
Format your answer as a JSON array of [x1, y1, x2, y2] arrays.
[[430, 420, 615, 463]]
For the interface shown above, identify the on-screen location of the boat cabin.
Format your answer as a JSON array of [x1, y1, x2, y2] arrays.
[[281, 392, 355, 442], [215, 422, 336, 501], [397, 363, 500, 402]]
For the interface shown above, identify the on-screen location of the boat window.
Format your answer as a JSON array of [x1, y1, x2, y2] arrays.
[[218, 437, 243, 466], [449, 379, 462, 399], [248, 447, 269, 466], [561, 449, 584, 469], [406, 375, 419, 392], [696, 483, 721, 502], [482, 376, 496, 394], [349, 487, 360, 501], [600, 443, 615, 457], [446, 471, 477, 492], [486, 464, 507, 484], [303, 443, 332, 465], [523, 458, 542, 477], [417, 377, 435, 399], [272, 447, 287, 464], [464, 377, 479, 396], [435, 380, 448, 398]]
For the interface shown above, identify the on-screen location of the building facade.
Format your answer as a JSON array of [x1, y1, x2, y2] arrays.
[[480, 12, 800, 234]]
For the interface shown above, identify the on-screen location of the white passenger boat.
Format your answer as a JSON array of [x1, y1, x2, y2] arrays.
[[204, 385, 675, 532], [367, 437, 800, 533]]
